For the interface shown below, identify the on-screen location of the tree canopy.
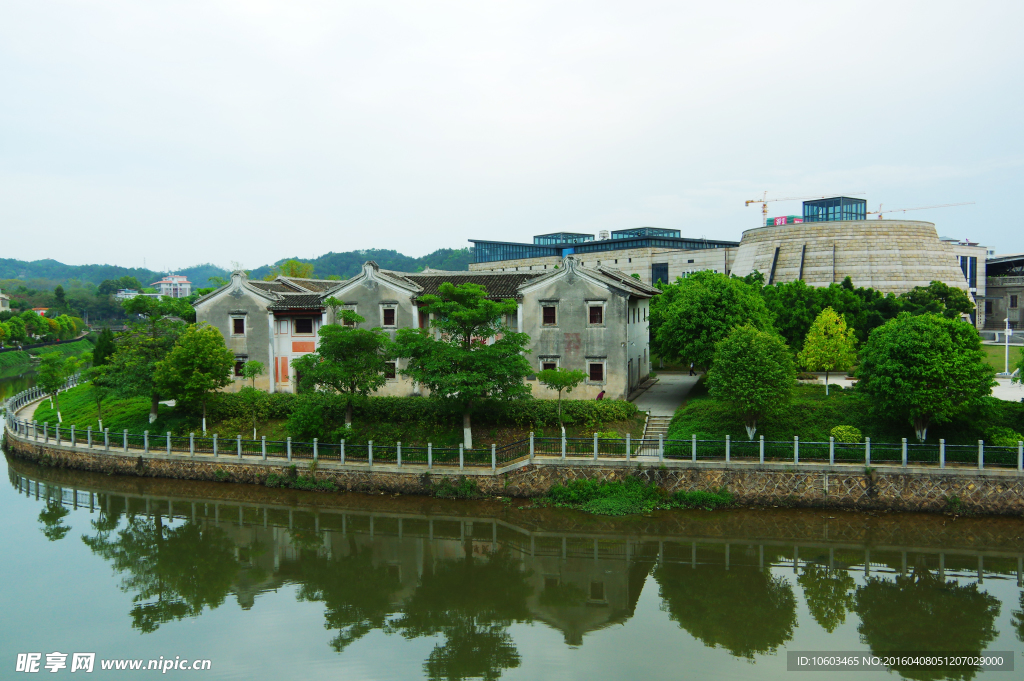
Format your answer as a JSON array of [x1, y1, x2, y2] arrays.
[[797, 306, 857, 395], [154, 323, 235, 430], [857, 313, 995, 441], [706, 325, 796, 439]]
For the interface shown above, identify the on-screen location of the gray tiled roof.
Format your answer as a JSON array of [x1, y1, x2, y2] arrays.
[[278, 277, 339, 292], [249, 281, 294, 293], [400, 272, 543, 299], [266, 293, 326, 310]]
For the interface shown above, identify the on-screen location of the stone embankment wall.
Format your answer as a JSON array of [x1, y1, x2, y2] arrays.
[[6, 434, 1024, 516]]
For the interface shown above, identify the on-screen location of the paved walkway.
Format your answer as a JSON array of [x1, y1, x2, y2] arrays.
[[632, 373, 701, 416]]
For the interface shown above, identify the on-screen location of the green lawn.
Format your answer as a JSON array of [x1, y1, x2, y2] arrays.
[[982, 343, 1024, 372]]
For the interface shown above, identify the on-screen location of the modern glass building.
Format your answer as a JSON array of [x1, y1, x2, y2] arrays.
[[471, 231, 738, 264], [533, 233, 594, 246], [802, 197, 867, 222]]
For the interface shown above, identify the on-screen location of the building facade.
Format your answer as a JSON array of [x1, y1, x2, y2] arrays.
[[984, 253, 1024, 330], [194, 258, 658, 400], [150, 275, 192, 298], [0, 288, 9, 313]]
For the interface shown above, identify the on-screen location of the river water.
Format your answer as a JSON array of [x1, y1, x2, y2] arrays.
[[0, 365, 36, 403], [2, 452, 1023, 681]]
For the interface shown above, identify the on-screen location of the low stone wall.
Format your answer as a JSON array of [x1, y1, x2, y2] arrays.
[[6, 431, 1024, 516]]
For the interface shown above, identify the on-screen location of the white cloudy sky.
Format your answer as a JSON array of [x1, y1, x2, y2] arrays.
[[1, 0, 1022, 270]]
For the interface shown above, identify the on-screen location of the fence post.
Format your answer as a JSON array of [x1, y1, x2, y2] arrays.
[[626, 433, 631, 463], [55, 424, 60, 446], [213, 433, 218, 457], [794, 436, 799, 465], [104, 428, 110, 451], [725, 435, 730, 463], [368, 440, 373, 468], [459, 444, 464, 470], [530, 432, 535, 462], [287, 437, 292, 462], [144, 430, 149, 454], [491, 444, 496, 472], [396, 441, 401, 467], [978, 440, 984, 471], [659, 434, 664, 463], [902, 438, 908, 467], [428, 442, 432, 469], [168, 432, 172, 456], [33, 420, 38, 441], [865, 437, 871, 466], [940, 438, 946, 468], [190, 433, 195, 457], [692, 434, 697, 462], [829, 436, 834, 465], [44, 422, 48, 443], [1018, 441, 1023, 473], [262, 436, 267, 461], [70, 425, 76, 448], [593, 433, 598, 461], [313, 438, 319, 462], [237, 435, 242, 459], [123, 430, 128, 453], [340, 439, 345, 464]]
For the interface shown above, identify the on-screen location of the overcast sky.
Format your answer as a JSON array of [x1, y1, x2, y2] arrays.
[[2, 1, 1021, 271]]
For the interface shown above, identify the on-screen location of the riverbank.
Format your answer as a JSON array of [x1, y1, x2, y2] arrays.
[[0, 338, 93, 372]]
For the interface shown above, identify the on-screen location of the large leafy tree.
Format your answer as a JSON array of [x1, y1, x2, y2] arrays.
[[91, 327, 117, 366], [392, 282, 532, 449], [652, 271, 773, 369], [706, 325, 796, 440], [797, 306, 857, 395], [37, 351, 84, 422], [154, 323, 235, 432], [292, 310, 390, 429], [108, 297, 187, 423], [857, 313, 994, 441], [264, 258, 315, 280]]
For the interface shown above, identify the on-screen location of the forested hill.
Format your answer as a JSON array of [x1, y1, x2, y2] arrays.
[[0, 247, 472, 289]]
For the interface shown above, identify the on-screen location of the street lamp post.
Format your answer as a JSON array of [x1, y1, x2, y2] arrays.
[[1005, 317, 1012, 375]]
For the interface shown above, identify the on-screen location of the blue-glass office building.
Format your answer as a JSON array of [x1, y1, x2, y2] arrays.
[[802, 197, 867, 222]]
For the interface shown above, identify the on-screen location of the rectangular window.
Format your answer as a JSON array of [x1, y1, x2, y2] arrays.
[[652, 263, 669, 285], [589, 363, 604, 382], [590, 582, 605, 601], [384, 362, 396, 379], [294, 318, 313, 335], [542, 362, 556, 372], [276, 319, 289, 335], [418, 306, 428, 328], [234, 361, 245, 377], [1012, 295, 1019, 309], [542, 306, 557, 326], [589, 306, 603, 324], [232, 318, 245, 335], [342, 305, 357, 326], [985, 301, 993, 315], [383, 308, 396, 326]]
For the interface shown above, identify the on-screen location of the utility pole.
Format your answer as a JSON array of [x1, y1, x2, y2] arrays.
[[1006, 317, 1012, 375]]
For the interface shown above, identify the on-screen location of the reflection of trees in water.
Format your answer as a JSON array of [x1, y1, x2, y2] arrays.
[[1013, 594, 1024, 642], [385, 545, 534, 681], [797, 564, 855, 633], [294, 535, 402, 652], [82, 516, 240, 633], [853, 569, 1000, 681], [38, 500, 71, 541], [654, 562, 796, 659]]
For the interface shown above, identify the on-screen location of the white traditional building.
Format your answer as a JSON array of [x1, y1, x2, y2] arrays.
[[0, 287, 10, 313], [194, 257, 658, 400], [150, 275, 192, 298]]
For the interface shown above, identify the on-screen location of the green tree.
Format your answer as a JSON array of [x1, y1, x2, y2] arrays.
[[4, 315, 26, 343], [110, 296, 187, 423], [797, 564, 855, 633], [1012, 346, 1024, 385], [857, 313, 995, 441], [706, 325, 796, 440], [53, 284, 67, 312], [652, 271, 773, 369], [899, 281, 975, 319], [37, 351, 83, 422], [238, 387, 270, 439], [92, 327, 117, 366], [797, 307, 858, 395], [291, 311, 390, 429], [264, 259, 315, 280], [241, 360, 265, 388], [84, 361, 113, 421], [536, 368, 587, 435], [392, 282, 532, 449], [154, 323, 235, 432]]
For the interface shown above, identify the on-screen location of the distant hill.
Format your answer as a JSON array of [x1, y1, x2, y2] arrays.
[[0, 247, 473, 290]]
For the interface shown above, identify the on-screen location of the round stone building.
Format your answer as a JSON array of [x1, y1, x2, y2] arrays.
[[730, 219, 983, 296]]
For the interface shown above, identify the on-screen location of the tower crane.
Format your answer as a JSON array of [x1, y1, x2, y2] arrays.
[[744, 192, 865, 225], [868, 202, 974, 219]]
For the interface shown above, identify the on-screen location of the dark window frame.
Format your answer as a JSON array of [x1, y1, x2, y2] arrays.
[[542, 306, 557, 326], [589, 363, 604, 382], [382, 307, 396, 327], [589, 306, 604, 324], [384, 362, 397, 379], [294, 318, 314, 335]]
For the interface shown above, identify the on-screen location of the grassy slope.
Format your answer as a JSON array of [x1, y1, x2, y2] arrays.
[[667, 381, 1024, 445], [0, 339, 93, 371], [31, 384, 646, 446]]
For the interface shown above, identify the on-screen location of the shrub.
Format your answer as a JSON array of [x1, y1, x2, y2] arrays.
[[666, 488, 734, 510], [830, 425, 863, 443], [796, 372, 819, 381], [547, 477, 662, 515], [433, 476, 479, 499], [985, 426, 1024, 447]]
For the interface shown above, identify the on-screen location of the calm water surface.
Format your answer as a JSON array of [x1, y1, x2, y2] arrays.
[[2, 451, 1023, 681]]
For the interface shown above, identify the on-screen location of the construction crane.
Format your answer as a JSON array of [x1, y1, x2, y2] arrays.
[[869, 202, 974, 219], [744, 192, 865, 224]]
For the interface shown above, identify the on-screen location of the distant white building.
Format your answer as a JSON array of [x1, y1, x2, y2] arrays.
[[150, 275, 192, 298], [0, 287, 9, 312]]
